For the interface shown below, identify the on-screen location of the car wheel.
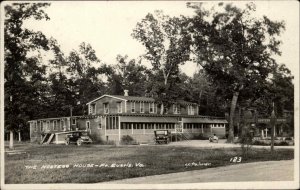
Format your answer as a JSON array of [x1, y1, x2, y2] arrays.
[[65, 140, 70, 145], [77, 140, 82, 146]]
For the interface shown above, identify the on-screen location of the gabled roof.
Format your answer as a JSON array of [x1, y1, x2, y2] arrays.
[[113, 95, 155, 102], [86, 94, 198, 105], [86, 94, 155, 105]]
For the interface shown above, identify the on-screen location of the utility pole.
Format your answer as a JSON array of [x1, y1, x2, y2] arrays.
[[270, 102, 276, 153]]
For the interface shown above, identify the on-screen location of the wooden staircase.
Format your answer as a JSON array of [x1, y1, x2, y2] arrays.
[[40, 133, 54, 144], [46, 134, 55, 144]]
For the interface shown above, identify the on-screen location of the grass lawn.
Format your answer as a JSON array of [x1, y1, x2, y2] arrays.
[[5, 144, 294, 183]]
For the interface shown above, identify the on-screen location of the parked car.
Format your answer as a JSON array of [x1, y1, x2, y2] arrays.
[[65, 131, 93, 146], [154, 130, 171, 144]]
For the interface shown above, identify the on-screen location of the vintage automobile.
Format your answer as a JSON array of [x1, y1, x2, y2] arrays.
[[65, 131, 93, 146], [154, 130, 171, 144]]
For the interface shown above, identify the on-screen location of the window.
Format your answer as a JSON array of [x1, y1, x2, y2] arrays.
[[86, 121, 90, 130], [188, 105, 195, 115], [104, 103, 109, 114], [140, 102, 144, 113], [131, 102, 135, 113], [72, 118, 76, 125], [37, 121, 41, 131], [53, 120, 58, 131], [47, 121, 50, 130], [117, 102, 122, 113], [149, 102, 155, 113], [40, 121, 44, 131], [173, 104, 180, 114], [60, 120, 65, 131], [90, 103, 96, 115]]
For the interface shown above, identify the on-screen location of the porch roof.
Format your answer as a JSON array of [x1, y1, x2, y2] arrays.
[[120, 116, 178, 123], [182, 117, 228, 124]]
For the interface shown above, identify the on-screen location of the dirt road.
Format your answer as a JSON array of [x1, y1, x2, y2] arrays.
[[107, 160, 294, 184]]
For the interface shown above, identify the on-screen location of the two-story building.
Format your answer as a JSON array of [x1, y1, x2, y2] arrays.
[[29, 90, 227, 144]]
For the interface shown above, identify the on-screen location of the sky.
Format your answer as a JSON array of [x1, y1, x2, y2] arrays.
[[20, 1, 299, 77]]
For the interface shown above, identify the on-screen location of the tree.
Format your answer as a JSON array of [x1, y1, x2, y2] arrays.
[[66, 42, 106, 115], [4, 3, 51, 148], [187, 69, 227, 116], [188, 3, 285, 142], [132, 10, 192, 113], [106, 55, 149, 96]]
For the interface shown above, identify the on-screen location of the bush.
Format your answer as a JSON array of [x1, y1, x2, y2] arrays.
[[120, 135, 136, 145], [239, 126, 254, 158], [274, 141, 289, 146], [252, 140, 270, 146], [192, 133, 209, 140], [252, 140, 291, 146]]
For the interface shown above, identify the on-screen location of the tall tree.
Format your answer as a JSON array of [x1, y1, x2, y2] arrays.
[[188, 3, 285, 142], [66, 42, 106, 115], [132, 10, 192, 113], [4, 3, 51, 147], [107, 55, 149, 96]]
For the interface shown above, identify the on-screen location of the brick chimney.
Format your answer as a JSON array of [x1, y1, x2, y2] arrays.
[[124, 90, 129, 96]]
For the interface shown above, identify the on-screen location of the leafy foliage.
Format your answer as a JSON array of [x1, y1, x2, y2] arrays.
[[4, 3, 51, 131], [188, 3, 286, 142]]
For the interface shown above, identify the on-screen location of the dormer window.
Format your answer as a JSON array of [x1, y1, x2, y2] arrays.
[[140, 102, 144, 113], [188, 105, 195, 115], [149, 102, 155, 113], [90, 103, 96, 115], [104, 103, 109, 114], [131, 102, 135, 113], [173, 104, 181, 114], [117, 102, 122, 113]]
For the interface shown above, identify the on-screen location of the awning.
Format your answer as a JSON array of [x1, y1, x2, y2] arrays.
[[182, 117, 228, 124], [120, 116, 178, 123]]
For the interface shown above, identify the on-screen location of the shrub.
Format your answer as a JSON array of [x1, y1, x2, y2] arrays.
[[89, 133, 103, 144], [252, 140, 270, 146], [120, 135, 136, 145], [239, 127, 254, 158], [274, 141, 289, 146], [192, 133, 209, 140]]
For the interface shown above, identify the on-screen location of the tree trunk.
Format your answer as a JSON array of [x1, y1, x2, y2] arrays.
[[9, 130, 14, 149], [227, 91, 239, 143]]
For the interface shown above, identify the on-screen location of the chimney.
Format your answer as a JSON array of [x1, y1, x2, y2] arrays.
[[124, 90, 129, 96]]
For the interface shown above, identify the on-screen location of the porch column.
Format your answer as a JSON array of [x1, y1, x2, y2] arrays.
[[18, 131, 21, 142], [210, 124, 212, 134], [143, 123, 145, 135], [261, 129, 264, 139], [118, 116, 121, 142], [201, 124, 204, 134], [274, 125, 276, 137], [131, 123, 134, 134], [265, 128, 268, 138], [104, 117, 107, 136], [192, 124, 194, 133]]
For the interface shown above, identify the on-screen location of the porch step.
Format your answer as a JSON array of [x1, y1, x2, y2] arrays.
[[45, 134, 55, 144], [40, 134, 50, 144]]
